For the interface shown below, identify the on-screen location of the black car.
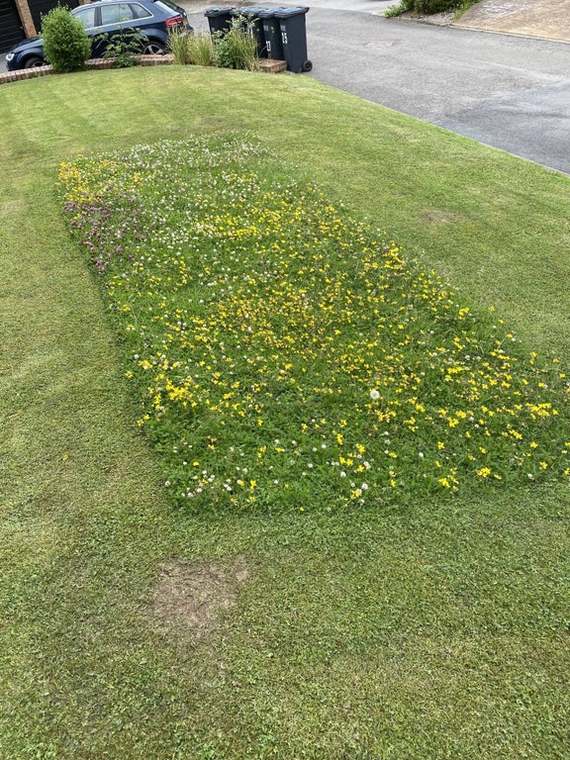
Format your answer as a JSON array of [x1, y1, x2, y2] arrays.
[[5, 0, 191, 71]]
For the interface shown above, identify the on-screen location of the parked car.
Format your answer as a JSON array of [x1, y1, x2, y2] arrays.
[[5, 0, 191, 71]]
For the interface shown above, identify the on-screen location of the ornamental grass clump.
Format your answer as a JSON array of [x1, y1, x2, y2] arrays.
[[42, 6, 91, 72], [214, 17, 259, 71], [168, 27, 192, 65], [169, 20, 256, 70], [187, 32, 217, 67], [59, 137, 570, 511]]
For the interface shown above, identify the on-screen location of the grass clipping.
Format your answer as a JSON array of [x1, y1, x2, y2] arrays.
[[60, 136, 570, 510]]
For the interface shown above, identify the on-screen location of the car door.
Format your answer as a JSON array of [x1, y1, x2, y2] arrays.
[[72, 4, 100, 57], [97, 2, 147, 55]]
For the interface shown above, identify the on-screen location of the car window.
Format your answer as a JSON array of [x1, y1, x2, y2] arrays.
[[130, 3, 152, 19], [75, 6, 97, 29], [100, 3, 135, 25], [154, 0, 177, 14]]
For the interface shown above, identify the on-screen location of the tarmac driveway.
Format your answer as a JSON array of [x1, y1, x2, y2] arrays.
[[186, 2, 570, 173], [305, 8, 570, 173]]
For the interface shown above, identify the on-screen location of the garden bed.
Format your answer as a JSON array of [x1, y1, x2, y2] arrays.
[[0, 54, 174, 87], [60, 135, 570, 511]]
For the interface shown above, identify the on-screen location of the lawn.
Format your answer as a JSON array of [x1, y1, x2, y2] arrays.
[[1, 66, 569, 759]]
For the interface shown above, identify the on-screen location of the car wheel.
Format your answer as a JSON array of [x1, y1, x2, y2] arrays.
[[24, 56, 44, 68], [142, 41, 165, 55]]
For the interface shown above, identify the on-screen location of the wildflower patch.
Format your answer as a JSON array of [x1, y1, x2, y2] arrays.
[[59, 136, 570, 510]]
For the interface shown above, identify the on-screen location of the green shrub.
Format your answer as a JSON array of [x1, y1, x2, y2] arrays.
[[170, 18, 258, 71], [414, 0, 461, 12], [384, 1, 410, 17], [214, 17, 258, 71], [42, 6, 91, 72], [99, 28, 148, 68], [385, 0, 467, 14]]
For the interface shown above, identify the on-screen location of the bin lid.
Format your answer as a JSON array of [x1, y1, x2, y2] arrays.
[[256, 7, 289, 17], [205, 6, 235, 16], [230, 6, 261, 15], [272, 6, 309, 17]]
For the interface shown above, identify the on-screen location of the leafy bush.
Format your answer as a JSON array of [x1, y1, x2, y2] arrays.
[[170, 21, 257, 70], [385, 0, 469, 14], [414, 0, 460, 12], [214, 17, 258, 71], [99, 28, 148, 68], [42, 5, 91, 72], [384, 1, 409, 17]]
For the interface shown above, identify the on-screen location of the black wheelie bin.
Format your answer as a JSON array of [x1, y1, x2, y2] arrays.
[[257, 7, 284, 60], [273, 6, 311, 73], [205, 6, 235, 36]]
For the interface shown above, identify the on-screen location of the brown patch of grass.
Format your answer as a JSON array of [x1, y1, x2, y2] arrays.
[[422, 208, 466, 224], [150, 557, 249, 636]]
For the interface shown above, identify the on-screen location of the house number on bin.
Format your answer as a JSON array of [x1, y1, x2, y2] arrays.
[[281, 31, 288, 44]]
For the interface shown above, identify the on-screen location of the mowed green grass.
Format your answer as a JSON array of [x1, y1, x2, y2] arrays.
[[0, 66, 569, 759]]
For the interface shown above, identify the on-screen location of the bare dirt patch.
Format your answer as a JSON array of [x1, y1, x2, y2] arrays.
[[422, 209, 465, 225], [151, 557, 249, 636]]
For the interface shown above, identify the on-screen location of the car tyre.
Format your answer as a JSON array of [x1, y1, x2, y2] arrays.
[[24, 56, 45, 68], [142, 40, 166, 55]]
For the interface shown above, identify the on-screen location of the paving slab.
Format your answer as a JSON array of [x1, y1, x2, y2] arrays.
[[456, 0, 570, 43]]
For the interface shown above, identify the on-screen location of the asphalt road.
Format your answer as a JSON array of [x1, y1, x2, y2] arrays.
[[184, 1, 570, 174], [303, 8, 570, 173]]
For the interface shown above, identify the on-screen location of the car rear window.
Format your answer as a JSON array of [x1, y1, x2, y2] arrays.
[[100, 3, 136, 25], [154, 0, 179, 14], [75, 6, 97, 28], [130, 3, 152, 18]]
